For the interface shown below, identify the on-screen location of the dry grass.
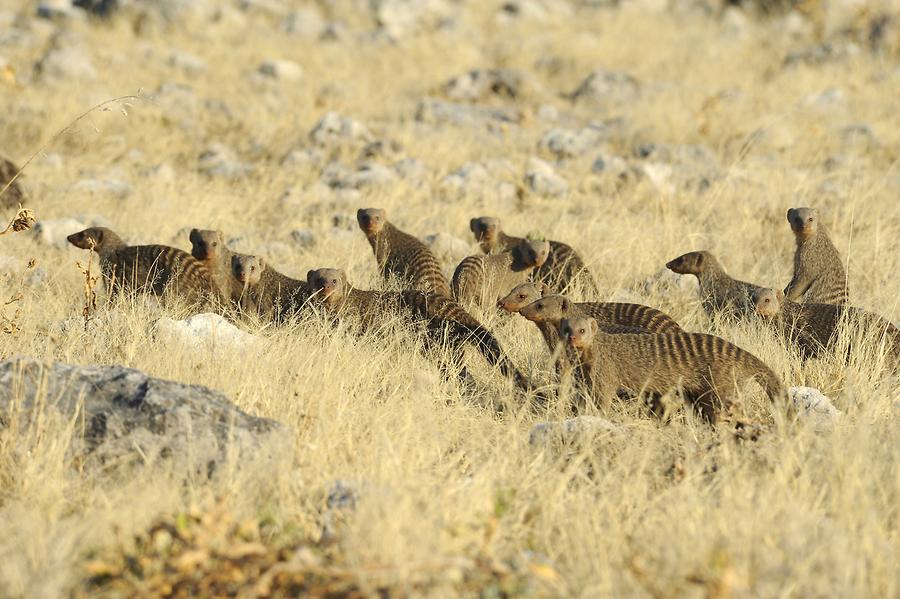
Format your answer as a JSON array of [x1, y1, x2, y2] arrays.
[[0, 1, 898, 597]]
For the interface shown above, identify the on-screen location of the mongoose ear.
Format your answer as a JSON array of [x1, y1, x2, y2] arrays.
[[469, 218, 478, 233], [306, 270, 316, 282], [94, 229, 104, 246], [189, 229, 199, 243], [540, 282, 550, 296], [339, 269, 348, 283], [776, 289, 784, 301], [589, 319, 599, 334], [786, 208, 795, 222], [561, 297, 570, 312]]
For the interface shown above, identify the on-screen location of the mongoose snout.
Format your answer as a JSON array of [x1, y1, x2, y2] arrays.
[[357, 208, 386, 235], [497, 282, 546, 313], [67, 228, 103, 250]]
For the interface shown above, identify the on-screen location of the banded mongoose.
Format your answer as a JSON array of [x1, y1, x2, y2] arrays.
[[306, 268, 532, 390], [189, 229, 243, 307], [67, 227, 213, 305], [231, 254, 309, 321], [470, 216, 599, 295], [666, 250, 764, 318], [560, 316, 787, 423], [784, 207, 848, 305], [753, 288, 899, 362], [357, 208, 452, 297], [0, 156, 26, 209], [451, 238, 550, 310]]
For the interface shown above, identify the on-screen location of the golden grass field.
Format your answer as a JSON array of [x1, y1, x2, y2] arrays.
[[0, 0, 899, 596]]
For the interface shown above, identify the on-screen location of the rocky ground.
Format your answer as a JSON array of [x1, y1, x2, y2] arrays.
[[0, 0, 898, 597]]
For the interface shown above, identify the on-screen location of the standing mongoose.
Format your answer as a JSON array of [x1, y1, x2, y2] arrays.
[[560, 316, 787, 423], [306, 268, 532, 390], [67, 227, 214, 305], [753, 287, 899, 362], [230, 254, 309, 321], [357, 208, 452, 297], [451, 238, 550, 310], [469, 216, 599, 295], [666, 250, 764, 318], [0, 156, 26, 209], [189, 229, 243, 308], [783, 207, 848, 305]]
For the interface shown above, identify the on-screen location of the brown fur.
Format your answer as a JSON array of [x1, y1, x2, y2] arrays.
[[189, 229, 243, 308], [451, 238, 550, 309], [784, 207, 848, 305], [666, 250, 764, 318], [470, 216, 599, 295], [753, 287, 899, 362], [67, 227, 214, 306], [231, 255, 309, 321], [0, 157, 25, 209], [358, 208, 452, 297], [561, 316, 787, 423], [307, 268, 532, 390]]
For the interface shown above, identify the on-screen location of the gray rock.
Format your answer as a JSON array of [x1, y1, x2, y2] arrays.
[[359, 139, 404, 162], [32, 217, 88, 248], [372, 0, 455, 39], [538, 127, 605, 159], [0, 357, 287, 475], [310, 112, 373, 146], [496, 0, 574, 21], [633, 143, 718, 193], [290, 228, 316, 248], [36, 0, 86, 22], [415, 98, 522, 128], [282, 6, 326, 38], [789, 387, 841, 433], [168, 50, 207, 75], [524, 156, 568, 197], [258, 59, 304, 81], [591, 153, 629, 176], [529, 416, 626, 447], [322, 161, 397, 189], [440, 162, 517, 203], [154, 313, 259, 350], [570, 69, 640, 105], [35, 42, 97, 82], [443, 68, 533, 102], [198, 144, 253, 179], [71, 178, 132, 199], [392, 157, 429, 183]]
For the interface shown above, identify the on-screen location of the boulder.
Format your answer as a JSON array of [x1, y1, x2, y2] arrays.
[[789, 387, 841, 433], [524, 157, 568, 197], [0, 357, 288, 475], [154, 313, 259, 351], [257, 59, 304, 81], [310, 112, 373, 146], [415, 98, 522, 128], [529, 416, 626, 446]]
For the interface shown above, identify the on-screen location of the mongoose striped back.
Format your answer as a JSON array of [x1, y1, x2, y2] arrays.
[[358, 208, 452, 297], [754, 287, 899, 362], [307, 268, 531, 390], [231, 255, 309, 322], [452, 239, 549, 309], [470, 216, 599, 295], [666, 250, 763, 318], [561, 316, 786, 423], [67, 227, 213, 305], [784, 208, 848, 305], [0, 157, 25, 209]]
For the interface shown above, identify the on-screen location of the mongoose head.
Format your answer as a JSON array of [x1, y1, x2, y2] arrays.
[[560, 316, 598, 350], [67, 227, 121, 251], [751, 287, 785, 319], [787, 207, 819, 240], [189, 229, 226, 262], [516, 238, 551, 269], [357, 208, 387, 237], [470, 216, 501, 251], [231, 255, 265, 286], [518, 294, 573, 323], [306, 268, 348, 306], [497, 282, 550, 312], [666, 250, 713, 276]]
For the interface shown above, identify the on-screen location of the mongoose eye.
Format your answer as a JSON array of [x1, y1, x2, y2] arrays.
[[807, 217, 813, 222], [518, 294, 526, 299], [579, 329, 585, 334], [331, 279, 337, 284]]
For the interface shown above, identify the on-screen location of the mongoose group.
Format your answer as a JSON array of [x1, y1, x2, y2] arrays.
[[66, 206, 898, 423]]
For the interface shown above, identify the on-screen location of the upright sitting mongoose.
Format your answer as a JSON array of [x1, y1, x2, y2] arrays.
[[0, 156, 25, 209], [560, 316, 787, 423], [306, 268, 532, 390], [753, 288, 899, 362], [451, 238, 550, 310], [784, 207, 848, 305], [666, 250, 764, 318], [470, 216, 599, 295], [67, 227, 213, 305], [231, 255, 309, 321], [357, 208, 452, 297], [189, 229, 243, 307]]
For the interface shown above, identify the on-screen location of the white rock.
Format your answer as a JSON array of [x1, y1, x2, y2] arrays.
[[538, 127, 604, 159], [32, 217, 88, 249], [570, 69, 640, 105], [282, 6, 326, 38], [258, 59, 303, 81], [423, 232, 472, 263], [529, 416, 626, 446], [36, 43, 97, 82], [197, 144, 252, 179], [524, 157, 568, 197], [789, 387, 841, 433], [154, 313, 258, 350], [71, 178, 132, 199], [373, 0, 454, 39], [415, 98, 521, 128], [310, 112, 373, 145]]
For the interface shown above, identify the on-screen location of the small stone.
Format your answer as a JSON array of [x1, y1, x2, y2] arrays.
[[198, 144, 253, 179], [443, 68, 531, 102], [71, 179, 132, 199], [310, 112, 373, 145], [258, 59, 303, 81], [168, 51, 207, 75], [789, 387, 841, 433], [529, 416, 626, 446], [423, 232, 472, 263], [282, 6, 326, 38], [569, 69, 640, 105], [154, 313, 258, 350], [538, 127, 604, 159], [290, 229, 315, 249], [524, 157, 568, 197]]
